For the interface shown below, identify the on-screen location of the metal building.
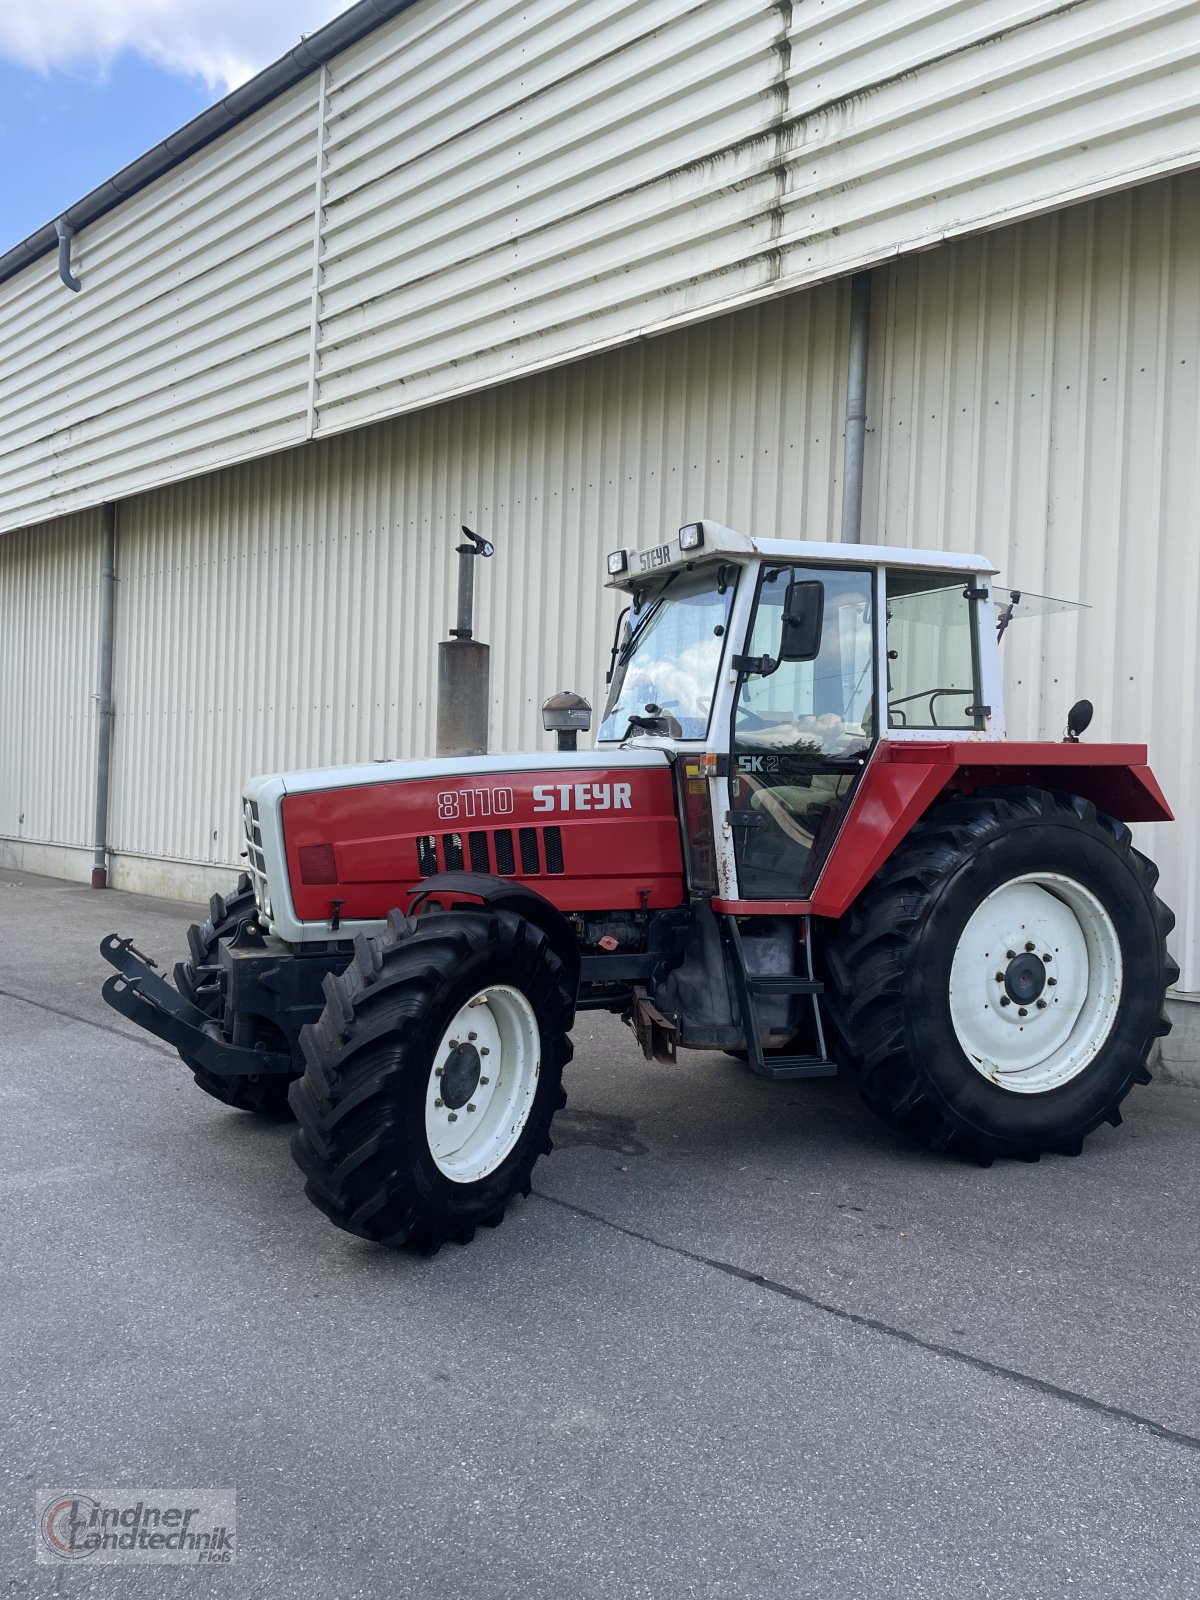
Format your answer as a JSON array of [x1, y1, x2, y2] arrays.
[[1, 1, 1198, 1038]]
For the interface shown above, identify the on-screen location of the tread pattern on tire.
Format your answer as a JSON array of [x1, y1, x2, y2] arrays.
[[823, 786, 1177, 1161], [289, 907, 572, 1252], [173, 873, 297, 1116]]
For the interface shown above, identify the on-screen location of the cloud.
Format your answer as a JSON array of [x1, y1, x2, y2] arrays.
[[0, 2, 356, 94]]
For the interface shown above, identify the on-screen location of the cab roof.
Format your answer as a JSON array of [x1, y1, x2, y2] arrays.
[[604, 520, 997, 592]]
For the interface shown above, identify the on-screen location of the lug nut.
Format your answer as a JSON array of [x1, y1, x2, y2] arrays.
[[479, 1076, 490, 1086], [1025, 941, 1036, 953], [1006, 950, 1017, 960], [1000, 997, 1011, 1007], [1018, 1007, 1028, 1017], [435, 1066, 444, 1077], [467, 1103, 476, 1113], [1036, 999, 1047, 1009], [480, 1047, 490, 1057], [447, 1112, 458, 1123], [995, 972, 1005, 983], [1043, 953, 1052, 962], [434, 1098, 444, 1108], [1048, 977, 1057, 987], [448, 1039, 459, 1049], [468, 1032, 478, 1042]]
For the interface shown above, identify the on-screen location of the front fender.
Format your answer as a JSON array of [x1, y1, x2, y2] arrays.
[[409, 871, 582, 1009]]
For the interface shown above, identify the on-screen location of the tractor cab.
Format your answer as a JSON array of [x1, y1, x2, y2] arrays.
[[599, 521, 1000, 904]]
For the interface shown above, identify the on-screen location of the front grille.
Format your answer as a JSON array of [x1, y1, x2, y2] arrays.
[[242, 800, 269, 915], [494, 830, 515, 875], [518, 828, 540, 874], [415, 826, 563, 879], [442, 832, 465, 871]]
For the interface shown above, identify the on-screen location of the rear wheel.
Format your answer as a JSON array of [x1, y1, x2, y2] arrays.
[[824, 788, 1176, 1162], [174, 874, 298, 1116], [289, 907, 573, 1251]]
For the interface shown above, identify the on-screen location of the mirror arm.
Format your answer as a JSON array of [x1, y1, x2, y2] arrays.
[[731, 652, 782, 678]]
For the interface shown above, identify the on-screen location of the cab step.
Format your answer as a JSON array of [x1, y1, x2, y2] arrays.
[[721, 914, 835, 1081]]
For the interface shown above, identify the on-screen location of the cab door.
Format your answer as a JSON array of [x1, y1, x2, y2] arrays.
[[729, 566, 876, 900]]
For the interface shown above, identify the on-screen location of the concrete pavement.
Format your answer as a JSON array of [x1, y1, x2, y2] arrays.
[[2, 868, 1199, 1598]]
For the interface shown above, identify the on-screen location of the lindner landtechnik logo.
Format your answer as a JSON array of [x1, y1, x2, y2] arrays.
[[36, 1490, 236, 1564]]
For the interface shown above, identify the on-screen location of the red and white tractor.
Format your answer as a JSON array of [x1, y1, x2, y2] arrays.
[[102, 521, 1177, 1250]]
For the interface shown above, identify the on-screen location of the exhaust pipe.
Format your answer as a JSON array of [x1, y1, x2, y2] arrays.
[[436, 526, 493, 757]]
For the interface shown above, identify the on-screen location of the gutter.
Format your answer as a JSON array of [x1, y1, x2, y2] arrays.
[[0, 0, 421, 291]]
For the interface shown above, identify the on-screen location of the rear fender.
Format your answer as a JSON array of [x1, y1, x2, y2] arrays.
[[809, 741, 1172, 920]]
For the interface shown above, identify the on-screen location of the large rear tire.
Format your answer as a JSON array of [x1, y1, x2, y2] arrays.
[[824, 788, 1176, 1162], [174, 874, 298, 1117], [289, 907, 573, 1251]]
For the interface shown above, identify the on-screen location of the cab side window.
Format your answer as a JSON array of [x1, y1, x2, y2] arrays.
[[886, 571, 980, 730]]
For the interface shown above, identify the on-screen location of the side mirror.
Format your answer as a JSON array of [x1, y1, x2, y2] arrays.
[[779, 578, 824, 662], [1065, 698, 1094, 743]]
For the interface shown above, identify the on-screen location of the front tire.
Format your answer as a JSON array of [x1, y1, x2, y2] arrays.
[[174, 874, 298, 1117], [289, 908, 573, 1251], [824, 788, 1177, 1162]]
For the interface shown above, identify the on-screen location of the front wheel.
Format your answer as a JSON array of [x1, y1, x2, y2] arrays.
[[824, 788, 1177, 1162], [289, 908, 573, 1251], [174, 874, 298, 1117]]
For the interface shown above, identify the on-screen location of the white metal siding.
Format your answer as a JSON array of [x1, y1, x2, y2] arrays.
[[0, 512, 101, 851], [106, 285, 847, 872], [0, 84, 321, 533], [865, 170, 1200, 986], [4, 0, 1200, 532], [4, 172, 1199, 985]]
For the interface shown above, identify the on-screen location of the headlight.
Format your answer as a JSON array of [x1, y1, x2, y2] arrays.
[[678, 522, 704, 552], [606, 549, 628, 575]]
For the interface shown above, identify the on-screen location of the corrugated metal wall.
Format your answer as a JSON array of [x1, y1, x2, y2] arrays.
[[0, 81, 321, 532], [865, 171, 1200, 987], [0, 511, 102, 858], [108, 283, 848, 877], [5, 0, 1200, 532], [3, 173, 1198, 984]]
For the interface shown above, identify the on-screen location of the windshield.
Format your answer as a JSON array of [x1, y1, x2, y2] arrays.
[[600, 567, 737, 740]]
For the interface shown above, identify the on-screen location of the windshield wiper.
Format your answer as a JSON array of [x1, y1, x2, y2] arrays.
[[616, 575, 678, 670]]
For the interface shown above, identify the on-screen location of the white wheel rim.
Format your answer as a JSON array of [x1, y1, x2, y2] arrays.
[[424, 985, 541, 1183], [948, 872, 1123, 1094]]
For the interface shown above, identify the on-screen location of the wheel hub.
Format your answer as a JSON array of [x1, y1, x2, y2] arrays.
[[948, 872, 1123, 1094], [440, 1041, 482, 1110], [425, 985, 543, 1183], [1002, 951, 1047, 1005]]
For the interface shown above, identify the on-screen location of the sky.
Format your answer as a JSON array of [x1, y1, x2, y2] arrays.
[[0, 2, 357, 251]]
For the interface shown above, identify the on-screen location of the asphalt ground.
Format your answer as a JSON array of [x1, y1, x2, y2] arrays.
[[2, 866, 1199, 1599]]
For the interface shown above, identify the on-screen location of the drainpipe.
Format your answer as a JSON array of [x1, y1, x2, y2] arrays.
[[92, 504, 117, 888], [55, 219, 82, 293], [840, 271, 872, 544]]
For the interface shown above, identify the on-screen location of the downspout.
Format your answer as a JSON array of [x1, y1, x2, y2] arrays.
[[839, 271, 872, 543], [92, 504, 117, 889], [54, 219, 82, 292]]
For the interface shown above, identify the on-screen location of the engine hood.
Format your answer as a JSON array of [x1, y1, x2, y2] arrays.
[[245, 746, 671, 801], [241, 747, 683, 943]]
